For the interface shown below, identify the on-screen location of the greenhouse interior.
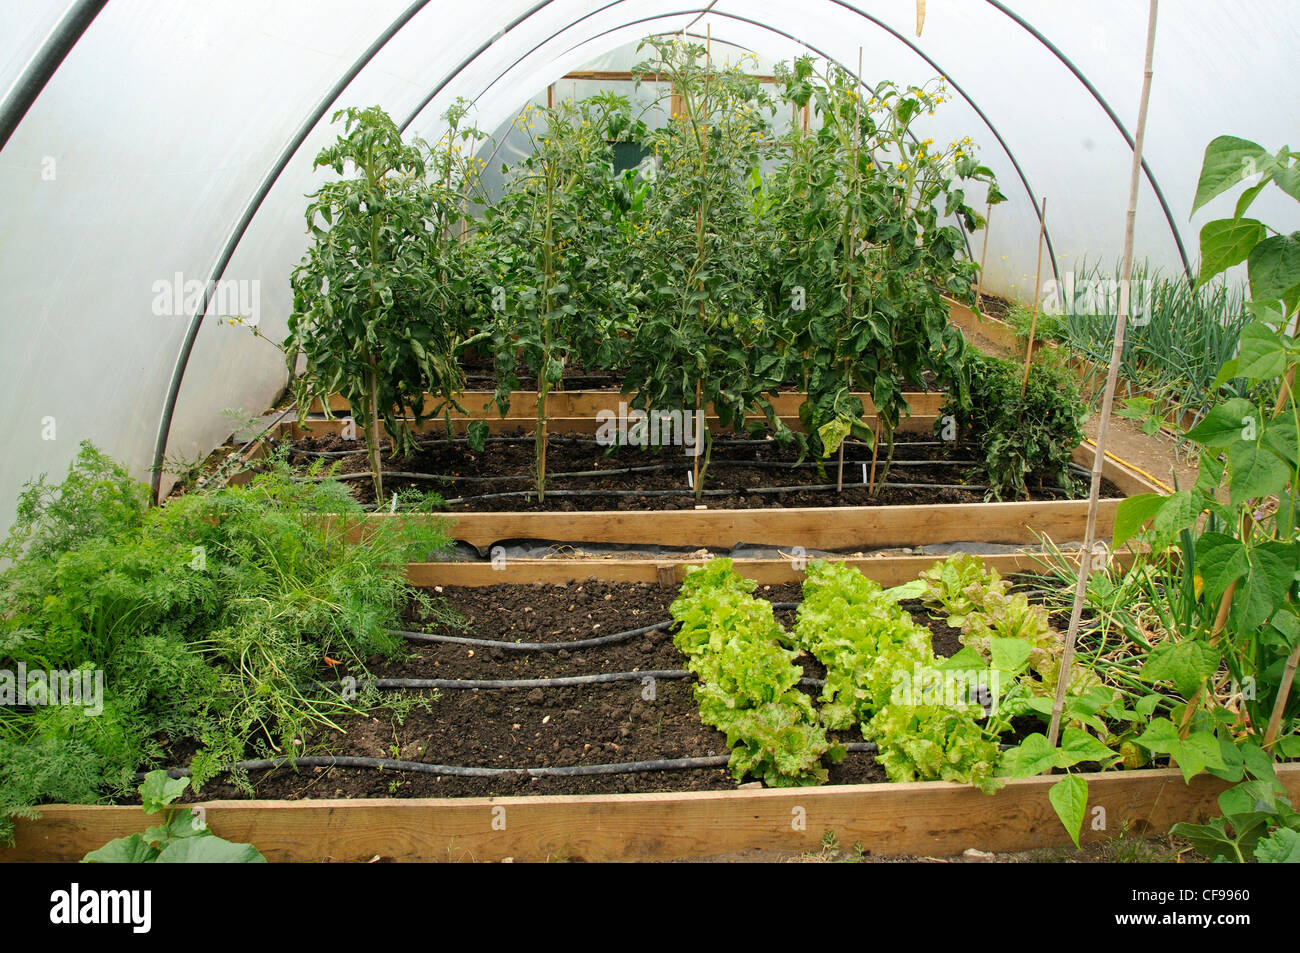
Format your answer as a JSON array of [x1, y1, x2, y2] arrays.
[[1, 0, 1298, 874]]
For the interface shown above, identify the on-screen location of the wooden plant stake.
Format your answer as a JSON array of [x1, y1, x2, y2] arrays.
[[1020, 195, 1048, 397], [1263, 309, 1300, 746], [693, 377, 703, 495], [1265, 643, 1299, 747], [868, 421, 881, 494], [975, 201, 992, 312], [1049, 0, 1159, 747]]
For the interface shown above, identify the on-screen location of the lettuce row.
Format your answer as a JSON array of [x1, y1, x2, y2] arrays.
[[921, 553, 1098, 698], [795, 560, 1001, 792], [671, 559, 842, 786]]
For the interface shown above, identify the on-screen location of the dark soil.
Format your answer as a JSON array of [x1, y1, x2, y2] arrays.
[[459, 353, 625, 390], [284, 431, 1118, 511], [183, 580, 988, 803], [975, 291, 1013, 320]]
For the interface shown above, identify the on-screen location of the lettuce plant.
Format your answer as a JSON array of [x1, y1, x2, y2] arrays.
[[671, 560, 841, 785], [795, 560, 1001, 791]]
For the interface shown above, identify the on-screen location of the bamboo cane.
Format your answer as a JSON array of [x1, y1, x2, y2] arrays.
[[1048, 0, 1159, 747], [975, 202, 992, 312], [1021, 196, 1048, 397]]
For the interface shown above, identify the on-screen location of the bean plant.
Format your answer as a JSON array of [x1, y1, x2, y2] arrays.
[[1010, 136, 1300, 857]]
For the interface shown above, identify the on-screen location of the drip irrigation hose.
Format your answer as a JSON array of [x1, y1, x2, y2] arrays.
[[275, 432, 595, 457], [366, 671, 826, 691], [437, 483, 993, 505], [284, 457, 980, 483], [396, 618, 671, 651], [147, 742, 880, 782], [394, 604, 801, 653]]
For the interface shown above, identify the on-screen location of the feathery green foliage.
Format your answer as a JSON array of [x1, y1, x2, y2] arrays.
[[0, 443, 452, 842]]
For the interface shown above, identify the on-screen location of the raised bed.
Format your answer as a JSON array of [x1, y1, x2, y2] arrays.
[[946, 299, 1200, 433], [5, 552, 1255, 865], [8, 768, 1294, 863], [246, 383, 1159, 555], [328, 438, 1156, 555]]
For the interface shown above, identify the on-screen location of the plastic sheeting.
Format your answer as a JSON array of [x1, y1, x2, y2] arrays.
[[1, 0, 1297, 532]]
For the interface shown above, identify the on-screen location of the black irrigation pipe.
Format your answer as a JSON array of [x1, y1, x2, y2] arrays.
[[149, 742, 880, 782], [397, 618, 672, 651], [369, 671, 826, 691], [273, 432, 595, 457], [436, 482, 993, 505], [281, 457, 980, 485], [395, 604, 801, 652]]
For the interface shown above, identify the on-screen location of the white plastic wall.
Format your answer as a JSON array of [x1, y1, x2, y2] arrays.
[[1, 0, 1297, 535]]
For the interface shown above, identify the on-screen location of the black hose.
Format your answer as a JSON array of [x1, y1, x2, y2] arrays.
[[289, 458, 978, 484], [396, 602, 801, 653], [282, 432, 594, 457], [370, 671, 827, 691], [147, 742, 878, 781], [396, 618, 671, 651]]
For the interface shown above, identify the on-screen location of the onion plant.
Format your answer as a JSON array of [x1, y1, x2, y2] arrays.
[[1054, 257, 1254, 425]]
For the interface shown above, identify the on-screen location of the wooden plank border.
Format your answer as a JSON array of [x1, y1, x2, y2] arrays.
[[363, 498, 1117, 555], [6, 765, 1296, 863], [307, 390, 945, 419], [283, 410, 940, 440], [352, 437, 1159, 555], [404, 550, 1134, 588]]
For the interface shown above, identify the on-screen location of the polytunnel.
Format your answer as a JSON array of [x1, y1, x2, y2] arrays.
[[3, 0, 1300, 871], [0, 0, 1295, 519]]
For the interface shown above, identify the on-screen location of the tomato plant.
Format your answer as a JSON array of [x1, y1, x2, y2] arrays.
[[286, 105, 484, 499], [771, 59, 1003, 481], [624, 38, 796, 498], [482, 95, 644, 497]]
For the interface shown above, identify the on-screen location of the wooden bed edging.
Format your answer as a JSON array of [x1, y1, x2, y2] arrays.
[[7, 765, 1296, 863], [361, 499, 1122, 555], [403, 549, 1137, 588], [281, 413, 940, 440], [307, 389, 945, 420], [947, 300, 1199, 432], [354, 441, 1154, 555]]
